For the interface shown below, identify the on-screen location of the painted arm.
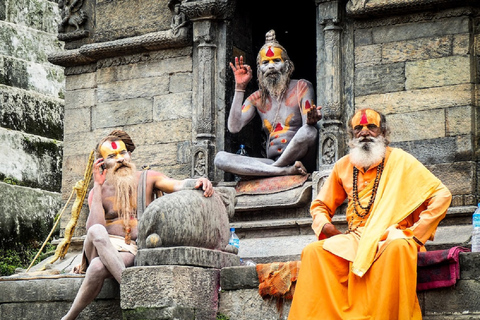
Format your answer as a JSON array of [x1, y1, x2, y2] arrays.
[[298, 80, 321, 126], [152, 171, 214, 197], [86, 158, 107, 229], [227, 56, 256, 133]]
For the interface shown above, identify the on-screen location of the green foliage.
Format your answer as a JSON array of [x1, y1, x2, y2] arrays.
[[3, 176, 18, 185], [0, 242, 56, 276], [216, 313, 230, 320]]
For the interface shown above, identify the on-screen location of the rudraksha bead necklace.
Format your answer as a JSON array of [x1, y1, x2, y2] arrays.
[[348, 159, 385, 232]]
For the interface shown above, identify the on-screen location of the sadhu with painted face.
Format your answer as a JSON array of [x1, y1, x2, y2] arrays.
[[288, 108, 452, 320], [62, 130, 213, 320], [214, 29, 322, 178]]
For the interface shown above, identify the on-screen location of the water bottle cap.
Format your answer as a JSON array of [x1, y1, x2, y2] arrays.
[[240, 144, 245, 148], [230, 227, 235, 232]]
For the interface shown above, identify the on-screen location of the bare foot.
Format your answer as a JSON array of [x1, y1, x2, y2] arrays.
[[293, 161, 307, 175]]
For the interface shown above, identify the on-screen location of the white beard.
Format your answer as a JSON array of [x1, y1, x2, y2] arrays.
[[348, 135, 387, 169]]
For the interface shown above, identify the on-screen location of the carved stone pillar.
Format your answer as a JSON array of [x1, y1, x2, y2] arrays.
[[183, 0, 233, 181], [316, 0, 347, 171]]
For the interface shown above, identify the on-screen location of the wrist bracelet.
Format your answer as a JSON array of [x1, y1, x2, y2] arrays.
[[235, 89, 245, 92], [412, 236, 423, 247]]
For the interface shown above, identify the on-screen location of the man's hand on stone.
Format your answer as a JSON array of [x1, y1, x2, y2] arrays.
[[229, 56, 252, 89], [307, 104, 322, 125], [195, 177, 214, 197]]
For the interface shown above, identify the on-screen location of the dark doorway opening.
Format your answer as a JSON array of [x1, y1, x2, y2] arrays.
[[222, 1, 317, 181]]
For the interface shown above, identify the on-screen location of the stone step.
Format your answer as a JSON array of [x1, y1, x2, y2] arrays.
[[232, 206, 476, 264], [218, 253, 480, 320]]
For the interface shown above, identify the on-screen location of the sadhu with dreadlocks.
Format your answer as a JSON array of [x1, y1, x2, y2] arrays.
[[62, 130, 213, 320]]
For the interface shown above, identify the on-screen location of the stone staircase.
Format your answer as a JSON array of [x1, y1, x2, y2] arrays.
[[0, 178, 478, 319]]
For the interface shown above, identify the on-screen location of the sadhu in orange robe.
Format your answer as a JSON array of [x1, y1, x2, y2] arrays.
[[288, 147, 452, 320]]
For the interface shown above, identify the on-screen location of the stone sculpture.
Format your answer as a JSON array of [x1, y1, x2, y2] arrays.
[[137, 187, 237, 253]]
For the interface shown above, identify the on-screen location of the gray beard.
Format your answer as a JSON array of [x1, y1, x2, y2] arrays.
[[258, 70, 290, 100], [348, 136, 387, 169], [106, 161, 138, 221]]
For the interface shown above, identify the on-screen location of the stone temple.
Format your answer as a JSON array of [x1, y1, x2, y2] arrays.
[[1, 0, 480, 319]]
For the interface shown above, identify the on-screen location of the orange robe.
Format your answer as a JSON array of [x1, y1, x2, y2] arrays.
[[288, 147, 452, 320]]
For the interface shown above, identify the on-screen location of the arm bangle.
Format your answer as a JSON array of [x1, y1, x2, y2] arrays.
[[412, 236, 424, 247], [235, 89, 245, 92]]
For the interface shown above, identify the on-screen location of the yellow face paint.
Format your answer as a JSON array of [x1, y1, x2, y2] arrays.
[[100, 140, 128, 160], [351, 109, 381, 129], [260, 46, 284, 63]]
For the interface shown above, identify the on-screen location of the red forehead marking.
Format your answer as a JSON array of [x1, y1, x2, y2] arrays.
[[111, 141, 118, 149], [360, 110, 368, 125], [266, 47, 274, 57], [274, 123, 283, 132]]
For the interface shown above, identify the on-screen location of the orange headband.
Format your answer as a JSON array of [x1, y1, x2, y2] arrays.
[[351, 109, 381, 128]]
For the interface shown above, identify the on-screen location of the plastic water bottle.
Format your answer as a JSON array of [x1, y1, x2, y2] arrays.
[[228, 227, 240, 250], [236, 144, 248, 156], [472, 203, 480, 252], [234, 145, 248, 182]]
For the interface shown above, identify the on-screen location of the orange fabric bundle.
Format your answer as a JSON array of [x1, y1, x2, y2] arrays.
[[256, 261, 301, 300]]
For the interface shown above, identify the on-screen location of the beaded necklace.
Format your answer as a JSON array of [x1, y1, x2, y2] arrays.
[[348, 158, 385, 232]]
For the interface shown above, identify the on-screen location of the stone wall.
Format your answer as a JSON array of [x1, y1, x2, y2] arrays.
[[351, 7, 479, 206], [0, 0, 64, 246]]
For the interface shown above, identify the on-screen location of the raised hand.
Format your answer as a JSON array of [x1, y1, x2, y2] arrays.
[[229, 56, 252, 90], [307, 104, 323, 125], [92, 158, 107, 186]]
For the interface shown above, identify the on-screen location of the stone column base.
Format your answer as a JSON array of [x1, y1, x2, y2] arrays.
[[121, 265, 220, 320]]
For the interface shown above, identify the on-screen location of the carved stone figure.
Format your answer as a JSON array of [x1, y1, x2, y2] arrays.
[[137, 187, 237, 253], [58, 0, 87, 33], [171, 3, 188, 35]]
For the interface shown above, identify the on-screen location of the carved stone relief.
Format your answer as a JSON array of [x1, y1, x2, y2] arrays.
[[57, 0, 89, 41]]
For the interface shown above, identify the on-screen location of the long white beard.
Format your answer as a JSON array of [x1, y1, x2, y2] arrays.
[[258, 69, 290, 100], [348, 135, 387, 169], [106, 161, 138, 222]]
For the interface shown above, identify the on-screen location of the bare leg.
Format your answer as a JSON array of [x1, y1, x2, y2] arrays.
[[272, 124, 317, 168], [214, 152, 306, 176], [61, 225, 135, 320]]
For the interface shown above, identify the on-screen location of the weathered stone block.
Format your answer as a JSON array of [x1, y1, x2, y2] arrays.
[[392, 137, 458, 165], [133, 142, 179, 167], [169, 72, 193, 93], [428, 161, 475, 196], [0, 127, 63, 191], [220, 266, 259, 290], [4, 0, 61, 34], [423, 280, 480, 314], [355, 62, 404, 96], [96, 76, 169, 103], [0, 278, 121, 320], [136, 247, 240, 269], [64, 88, 96, 110], [92, 98, 153, 129], [355, 84, 472, 114], [0, 181, 62, 247], [125, 120, 192, 145], [453, 34, 470, 56], [64, 107, 91, 134], [382, 35, 452, 63], [0, 20, 63, 63], [406, 56, 470, 90], [354, 44, 382, 67], [153, 92, 193, 120], [0, 85, 64, 139], [121, 266, 219, 319], [387, 109, 445, 142], [0, 55, 65, 98], [95, 0, 171, 42], [218, 288, 290, 320], [446, 106, 472, 136], [371, 16, 469, 44], [97, 57, 193, 85], [65, 72, 96, 91]]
